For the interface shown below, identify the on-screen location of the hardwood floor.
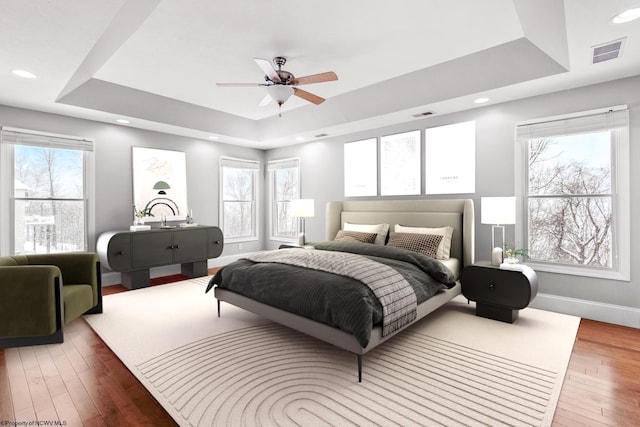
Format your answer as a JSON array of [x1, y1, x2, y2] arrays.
[[2, 273, 639, 426]]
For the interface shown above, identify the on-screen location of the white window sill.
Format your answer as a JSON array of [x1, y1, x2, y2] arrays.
[[526, 261, 630, 282]]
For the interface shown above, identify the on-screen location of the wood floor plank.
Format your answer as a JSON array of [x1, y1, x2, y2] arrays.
[[75, 355, 122, 420], [61, 337, 91, 374], [23, 365, 54, 414], [50, 391, 85, 427], [35, 406, 59, 425], [0, 350, 15, 420], [61, 375, 102, 424], [18, 346, 38, 370], [34, 349, 67, 399], [553, 407, 610, 427], [4, 348, 34, 414], [13, 406, 37, 424]]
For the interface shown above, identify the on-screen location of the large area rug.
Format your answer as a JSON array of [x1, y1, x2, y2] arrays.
[[85, 277, 580, 427]]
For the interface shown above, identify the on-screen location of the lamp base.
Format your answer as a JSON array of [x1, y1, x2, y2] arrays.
[[491, 247, 503, 266], [297, 232, 306, 246]]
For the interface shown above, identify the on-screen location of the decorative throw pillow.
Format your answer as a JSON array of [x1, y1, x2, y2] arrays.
[[394, 224, 454, 259], [387, 232, 443, 258], [334, 230, 378, 244], [343, 222, 389, 245]]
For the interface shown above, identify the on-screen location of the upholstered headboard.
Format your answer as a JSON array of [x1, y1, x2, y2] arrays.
[[326, 199, 475, 267]]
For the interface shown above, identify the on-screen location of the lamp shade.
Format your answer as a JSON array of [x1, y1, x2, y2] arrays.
[[266, 85, 294, 105], [153, 180, 170, 190], [481, 197, 516, 225], [291, 199, 314, 218]]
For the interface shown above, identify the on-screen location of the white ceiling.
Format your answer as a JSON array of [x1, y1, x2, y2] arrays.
[[1, 0, 639, 149]]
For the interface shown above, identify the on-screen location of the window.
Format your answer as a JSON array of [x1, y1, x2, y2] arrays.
[[516, 107, 630, 280], [268, 158, 300, 240], [220, 157, 259, 242], [0, 127, 94, 255]]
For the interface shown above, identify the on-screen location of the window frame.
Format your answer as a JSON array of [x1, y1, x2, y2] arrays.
[[268, 157, 300, 242], [515, 106, 630, 281], [219, 157, 260, 243], [0, 126, 95, 255]]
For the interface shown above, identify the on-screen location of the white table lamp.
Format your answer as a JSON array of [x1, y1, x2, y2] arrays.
[[481, 197, 516, 264], [291, 199, 315, 245]]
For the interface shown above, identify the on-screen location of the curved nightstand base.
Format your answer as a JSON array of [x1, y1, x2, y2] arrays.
[[461, 263, 538, 323]]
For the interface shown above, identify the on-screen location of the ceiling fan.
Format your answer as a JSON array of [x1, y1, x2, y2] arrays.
[[216, 57, 338, 116]]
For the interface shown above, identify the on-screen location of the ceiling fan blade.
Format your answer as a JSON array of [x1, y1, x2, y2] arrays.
[[253, 58, 281, 83], [293, 88, 325, 105], [258, 94, 272, 107], [216, 82, 266, 87], [292, 71, 338, 86]]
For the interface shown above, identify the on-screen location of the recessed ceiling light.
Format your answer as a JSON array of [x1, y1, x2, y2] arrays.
[[474, 97, 490, 104], [116, 119, 130, 124], [12, 69, 36, 79], [208, 135, 219, 140], [611, 8, 640, 24], [295, 136, 305, 142]]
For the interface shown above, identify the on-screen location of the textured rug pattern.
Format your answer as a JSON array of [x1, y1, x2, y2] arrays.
[[87, 280, 579, 427], [137, 322, 557, 427]]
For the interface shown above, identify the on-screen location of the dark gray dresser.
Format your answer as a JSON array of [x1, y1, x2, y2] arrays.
[[97, 226, 223, 289]]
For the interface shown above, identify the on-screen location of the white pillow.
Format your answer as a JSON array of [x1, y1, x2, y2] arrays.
[[344, 222, 389, 245], [394, 224, 454, 259]]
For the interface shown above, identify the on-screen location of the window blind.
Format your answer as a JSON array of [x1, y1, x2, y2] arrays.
[[516, 107, 628, 140], [220, 157, 260, 170], [267, 157, 299, 171], [0, 126, 94, 151]]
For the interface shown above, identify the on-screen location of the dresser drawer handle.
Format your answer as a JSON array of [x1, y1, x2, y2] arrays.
[[489, 283, 496, 290]]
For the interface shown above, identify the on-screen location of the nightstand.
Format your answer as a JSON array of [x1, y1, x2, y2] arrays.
[[460, 263, 538, 323]]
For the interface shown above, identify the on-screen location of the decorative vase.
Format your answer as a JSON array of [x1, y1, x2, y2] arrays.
[[504, 257, 520, 264]]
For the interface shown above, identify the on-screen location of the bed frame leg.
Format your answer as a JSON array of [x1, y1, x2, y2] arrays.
[[357, 355, 362, 382], [217, 300, 220, 318]]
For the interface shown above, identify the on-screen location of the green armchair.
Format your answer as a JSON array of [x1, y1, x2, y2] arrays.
[[0, 252, 103, 348]]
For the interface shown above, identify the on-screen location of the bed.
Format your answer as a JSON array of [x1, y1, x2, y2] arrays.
[[209, 199, 475, 381]]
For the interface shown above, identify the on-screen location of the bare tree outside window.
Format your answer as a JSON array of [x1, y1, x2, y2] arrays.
[[272, 165, 299, 239], [222, 165, 256, 239], [527, 132, 612, 267], [13, 145, 85, 254]]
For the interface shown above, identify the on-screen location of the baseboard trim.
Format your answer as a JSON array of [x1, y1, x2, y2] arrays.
[[101, 252, 261, 287], [531, 293, 640, 329]]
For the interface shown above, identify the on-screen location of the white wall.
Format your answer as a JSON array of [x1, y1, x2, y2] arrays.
[[265, 75, 640, 328]]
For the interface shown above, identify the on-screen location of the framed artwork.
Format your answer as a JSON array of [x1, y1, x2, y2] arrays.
[[344, 138, 377, 197], [425, 120, 476, 194], [380, 130, 421, 196], [132, 147, 187, 222]]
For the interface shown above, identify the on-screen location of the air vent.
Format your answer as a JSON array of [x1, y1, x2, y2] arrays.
[[592, 38, 625, 64], [412, 111, 434, 118], [314, 133, 329, 138]]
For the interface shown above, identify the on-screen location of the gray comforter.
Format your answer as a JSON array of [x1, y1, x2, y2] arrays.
[[207, 241, 456, 347]]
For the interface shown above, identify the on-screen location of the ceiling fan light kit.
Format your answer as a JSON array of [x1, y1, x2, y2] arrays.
[[266, 85, 294, 104], [217, 56, 338, 117]]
